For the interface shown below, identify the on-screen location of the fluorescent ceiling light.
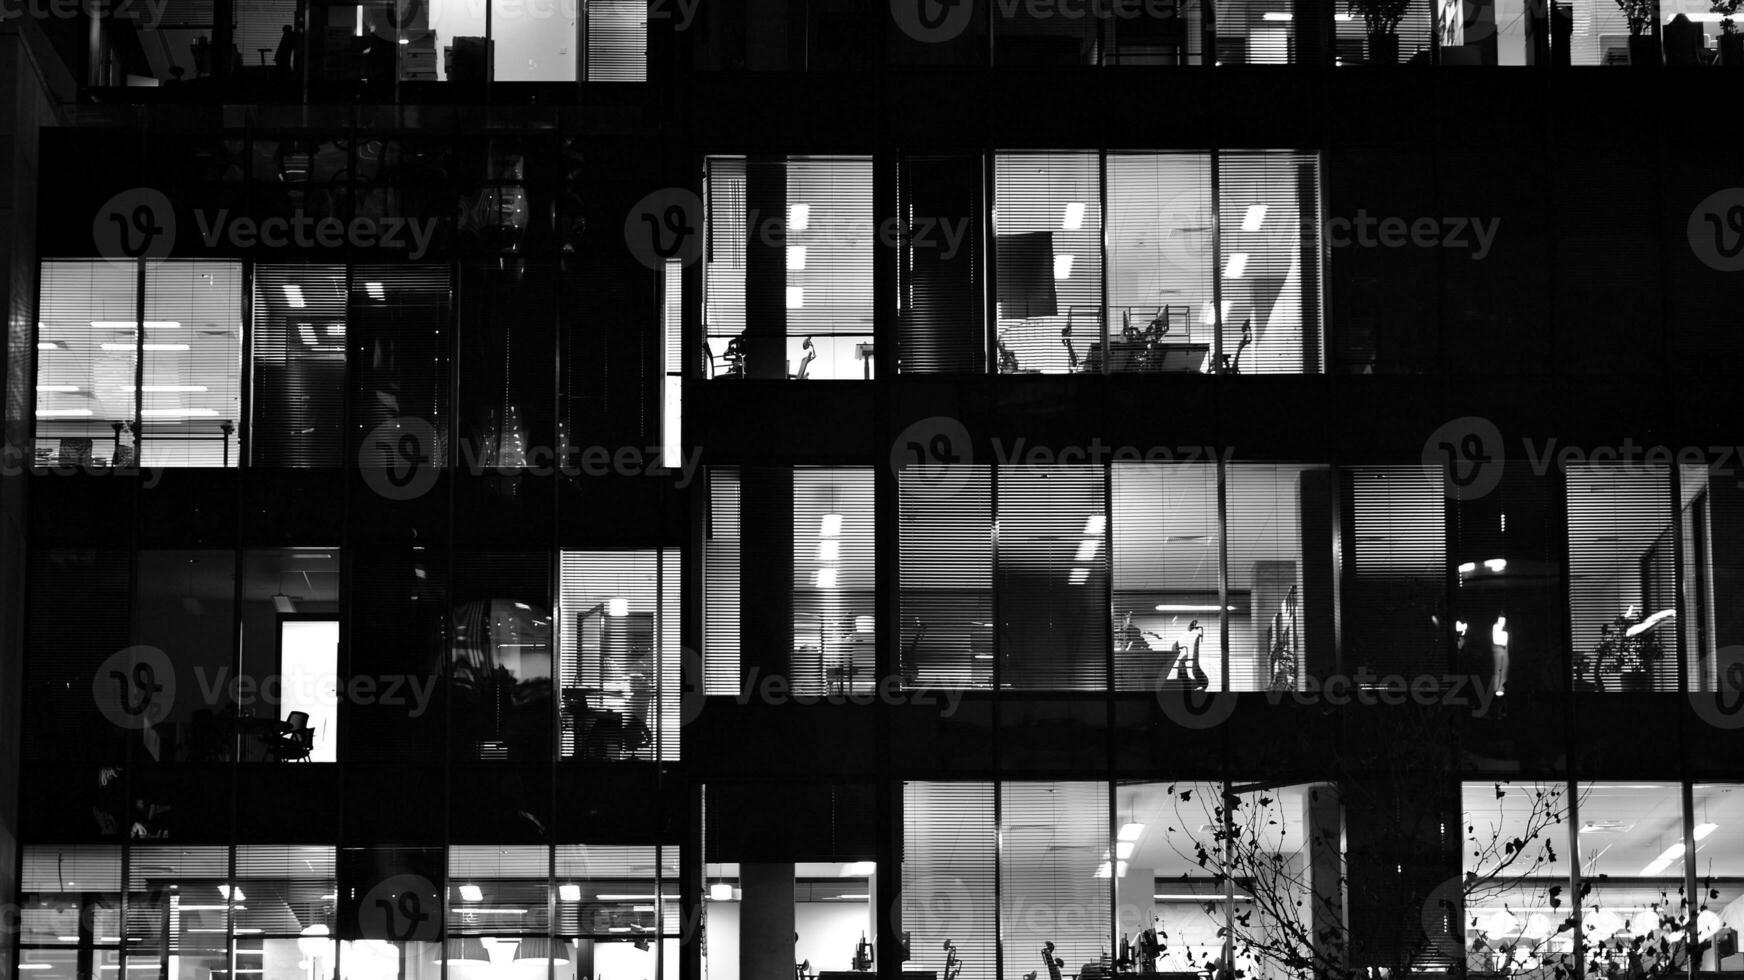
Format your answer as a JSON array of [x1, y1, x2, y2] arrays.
[[1641, 842, 1685, 876], [1062, 202, 1086, 231], [1223, 253, 1249, 279], [282, 285, 306, 308], [1155, 604, 1231, 613], [1118, 822, 1145, 842], [787, 246, 807, 271], [1074, 540, 1099, 563], [1484, 558, 1507, 572], [217, 885, 246, 901], [835, 894, 869, 900], [92, 321, 181, 330], [1458, 562, 1477, 574], [597, 894, 657, 901], [37, 385, 80, 392], [1262, 11, 1292, 18], [558, 884, 582, 901], [100, 343, 187, 351], [1240, 205, 1268, 232], [38, 341, 61, 350], [1694, 822, 1718, 841], [1154, 893, 1252, 901], [142, 409, 219, 418], [458, 884, 483, 902], [1054, 255, 1075, 281], [843, 861, 876, 876], [607, 596, 629, 617], [786, 287, 804, 310], [37, 408, 94, 417], [134, 385, 209, 392], [365, 282, 385, 299], [818, 540, 841, 562], [708, 883, 734, 902], [1115, 841, 1136, 860], [789, 204, 810, 231], [1069, 568, 1090, 586], [1200, 300, 1232, 325], [1084, 514, 1106, 536], [815, 568, 838, 589], [820, 513, 843, 537]]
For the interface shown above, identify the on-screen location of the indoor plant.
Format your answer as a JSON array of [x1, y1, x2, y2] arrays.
[[1348, 0, 1412, 63], [1616, 0, 1659, 64], [1714, 0, 1743, 63]]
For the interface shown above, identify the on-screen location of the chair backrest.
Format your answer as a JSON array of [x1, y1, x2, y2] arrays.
[[286, 710, 310, 731]]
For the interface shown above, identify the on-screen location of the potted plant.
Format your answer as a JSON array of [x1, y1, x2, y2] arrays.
[[1348, 0, 1411, 63], [1715, 0, 1744, 63], [1616, 0, 1659, 64]]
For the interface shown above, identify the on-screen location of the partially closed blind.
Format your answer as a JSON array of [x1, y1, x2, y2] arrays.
[[787, 157, 875, 379], [1217, 152, 1319, 376], [1105, 154, 1214, 375], [126, 845, 232, 960], [902, 782, 996, 980], [1344, 466, 1446, 677], [899, 465, 993, 690], [140, 260, 242, 467], [34, 261, 138, 466], [994, 153, 1101, 375], [997, 466, 1108, 690], [1565, 463, 1676, 692], [1111, 462, 1223, 692], [704, 467, 742, 695], [791, 468, 876, 696], [586, 0, 647, 81], [559, 549, 679, 762], [251, 265, 346, 467]]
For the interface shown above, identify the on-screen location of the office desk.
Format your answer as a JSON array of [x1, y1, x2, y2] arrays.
[[1083, 342, 1210, 373]]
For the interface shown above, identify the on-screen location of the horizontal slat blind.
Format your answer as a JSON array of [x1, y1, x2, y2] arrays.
[[1219, 0, 1295, 63], [897, 153, 986, 375], [1345, 465, 1446, 677], [1111, 462, 1223, 692], [787, 157, 875, 379], [792, 468, 876, 696], [1565, 463, 1676, 692], [994, 153, 1101, 375], [251, 265, 346, 467], [1000, 782, 1110, 980], [1105, 154, 1214, 375], [902, 782, 996, 980], [447, 845, 551, 935], [1227, 464, 1308, 693], [35, 261, 139, 466], [899, 465, 993, 689], [350, 265, 451, 466], [553, 845, 660, 938], [139, 260, 242, 467], [997, 466, 1108, 690], [704, 467, 742, 695], [703, 157, 747, 366], [233, 846, 337, 937], [1217, 152, 1318, 376], [1335, 0, 1434, 61], [125, 845, 231, 961], [559, 549, 676, 762], [586, 0, 647, 81]]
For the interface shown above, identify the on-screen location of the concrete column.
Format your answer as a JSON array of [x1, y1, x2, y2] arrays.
[[741, 864, 797, 980], [1115, 867, 1156, 960]]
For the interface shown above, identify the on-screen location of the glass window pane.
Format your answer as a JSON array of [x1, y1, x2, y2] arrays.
[[1113, 462, 1221, 692], [1227, 465, 1316, 692], [901, 782, 996, 980], [139, 260, 242, 467], [559, 550, 679, 762], [1000, 782, 1110, 980], [586, 0, 647, 80], [1217, 153, 1318, 376], [1127, 781, 1229, 974], [998, 466, 1108, 689], [19, 845, 123, 947], [792, 468, 875, 696], [1566, 463, 1676, 692], [125, 845, 234, 980], [899, 465, 994, 690], [1344, 466, 1447, 680], [250, 265, 346, 467], [136, 550, 237, 766], [1462, 781, 1573, 976], [994, 153, 1101, 376], [36, 261, 142, 468], [1577, 782, 1689, 976], [1105, 154, 1214, 375]]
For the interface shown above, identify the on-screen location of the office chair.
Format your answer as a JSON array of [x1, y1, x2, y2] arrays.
[[789, 336, 816, 380], [267, 711, 315, 762]]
